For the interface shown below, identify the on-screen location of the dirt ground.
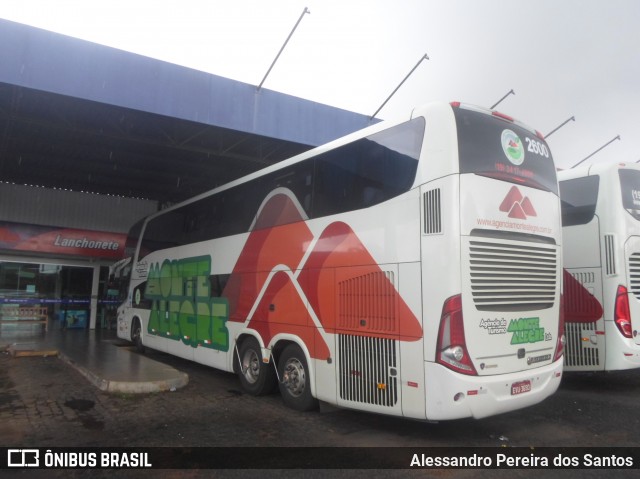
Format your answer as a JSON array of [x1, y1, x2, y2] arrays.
[[2, 344, 640, 478]]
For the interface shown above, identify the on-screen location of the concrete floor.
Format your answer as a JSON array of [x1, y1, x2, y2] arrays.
[[0, 324, 188, 393]]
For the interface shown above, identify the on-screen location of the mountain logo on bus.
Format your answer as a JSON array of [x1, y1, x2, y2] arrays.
[[501, 129, 525, 165], [499, 186, 537, 219], [221, 190, 424, 360]]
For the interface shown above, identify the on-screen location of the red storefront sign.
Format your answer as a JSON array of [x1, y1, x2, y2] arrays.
[[0, 221, 126, 259]]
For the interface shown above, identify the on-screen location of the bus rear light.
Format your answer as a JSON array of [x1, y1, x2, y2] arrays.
[[492, 111, 514, 122], [535, 130, 545, 140], [436, 294, 477, 376], [614, 285, 633, 339], [450, 101, 461, 108], [554, 295, 566, 362]]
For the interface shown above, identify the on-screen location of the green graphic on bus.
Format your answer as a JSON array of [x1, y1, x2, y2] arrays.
[[144, 255, 229, 351], [507, 317, 546, 345]]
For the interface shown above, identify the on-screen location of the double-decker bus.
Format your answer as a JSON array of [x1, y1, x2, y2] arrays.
[[559, 162, 640, 371], [117, 102, 564, 420]]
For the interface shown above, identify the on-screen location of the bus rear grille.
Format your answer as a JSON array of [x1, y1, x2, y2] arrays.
[[563, 270, 602, 321], [423, 188, 442, 234], [338, 334, 398, 407], [469, 240, 557, 311], [604, 234, 617, 275], [628, 253, 640, 299], [564, 322, 600, 367]]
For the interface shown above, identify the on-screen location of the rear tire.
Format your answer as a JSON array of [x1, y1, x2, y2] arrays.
[[132, 318, 145, 353], [278, 344, 318, 411], [237, 337, 277, 395]]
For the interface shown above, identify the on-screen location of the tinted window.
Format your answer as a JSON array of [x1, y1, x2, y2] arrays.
[[455, 108, 558, 194], [619, 169, 640, 221], [313, 118, 423, 217], [138, 118, 424, 259], [140, 209, 186, 258], [559, 176, 600, 226]]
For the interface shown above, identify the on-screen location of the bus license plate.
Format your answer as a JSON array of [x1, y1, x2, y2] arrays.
[[511, 380, 531, 396]]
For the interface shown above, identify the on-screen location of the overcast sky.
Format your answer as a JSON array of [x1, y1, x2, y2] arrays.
[[0, 0, 638, 169]]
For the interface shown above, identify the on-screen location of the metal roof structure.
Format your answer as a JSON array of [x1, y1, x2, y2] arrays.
[[0, 19, 376, 206]]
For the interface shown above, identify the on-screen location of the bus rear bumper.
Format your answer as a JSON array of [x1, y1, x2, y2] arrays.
[[603, 321, 640, 370], [424, 359, 563, 420]]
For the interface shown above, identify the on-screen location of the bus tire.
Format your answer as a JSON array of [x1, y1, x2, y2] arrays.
[[237, 337, 277, 396], [132, 318, 145, 353], [278, 344, 318, 412]]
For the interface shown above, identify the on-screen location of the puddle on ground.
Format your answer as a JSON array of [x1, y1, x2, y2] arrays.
[[64, 399, 95, 412], [64, 399, 104, 430]]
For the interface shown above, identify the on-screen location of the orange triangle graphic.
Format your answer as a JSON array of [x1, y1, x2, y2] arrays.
[[248, 271, 330, 360], [223, 194, 313, 323], [299, 222, 423, 341], [499, 186, 523, 212], [508, 202, 527, 219], [562, 269, 604, 323], [520, 196, 537, 217]]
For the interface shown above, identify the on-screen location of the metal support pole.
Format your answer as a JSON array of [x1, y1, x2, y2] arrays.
[[571, 135, 621, 168], [257, 7, 310, 91], [545, 116, 575, 138], [490, 89, 515, 110], [370, 53, 429, 119]]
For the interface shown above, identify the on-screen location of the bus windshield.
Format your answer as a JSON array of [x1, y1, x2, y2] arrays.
[[619, 169, 640, 220], [455, 107, 558, 195]]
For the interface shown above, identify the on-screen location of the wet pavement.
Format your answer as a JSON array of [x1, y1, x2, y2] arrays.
[[2, 328, 187, 394], [2, 328, 640, 478]]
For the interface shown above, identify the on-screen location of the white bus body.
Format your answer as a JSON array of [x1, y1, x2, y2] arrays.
[[559, 162, 640, 371], [117, 102, 564, 420]]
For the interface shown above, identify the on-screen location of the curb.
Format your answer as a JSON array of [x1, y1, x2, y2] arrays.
[[57, 351, 189, 394]]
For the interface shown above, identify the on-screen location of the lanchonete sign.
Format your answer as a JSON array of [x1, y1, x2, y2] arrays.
[[0, 221, 126, 259]]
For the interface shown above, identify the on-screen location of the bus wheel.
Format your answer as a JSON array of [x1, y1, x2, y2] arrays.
[[237, 337, 276, 396], [132, 318, 145, 353], [278, 344, 318, 411]]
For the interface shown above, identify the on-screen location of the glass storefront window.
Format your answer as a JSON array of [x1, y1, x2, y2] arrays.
[[0, 261, 93, 333]]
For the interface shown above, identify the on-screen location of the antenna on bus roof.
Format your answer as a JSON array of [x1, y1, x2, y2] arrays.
[[490, 89, 515, 110], [571, 135, 621, 168], [257, 7, 310, 92], [370, 53, 429, 120], [545, 116, 576, 139]]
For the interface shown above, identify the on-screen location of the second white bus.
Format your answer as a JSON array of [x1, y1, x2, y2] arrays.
[[560, 162, 640, 371], [117, 102, 564, 420]]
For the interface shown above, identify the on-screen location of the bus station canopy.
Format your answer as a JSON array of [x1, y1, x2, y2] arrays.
[[0, 19, 375, 206]]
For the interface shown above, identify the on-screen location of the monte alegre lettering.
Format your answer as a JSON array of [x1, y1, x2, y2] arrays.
[[144, 255, 229, 351]]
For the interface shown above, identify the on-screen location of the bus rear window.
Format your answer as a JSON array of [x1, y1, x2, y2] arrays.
[[454, 108, 558, 195], [619, 169, 640, 220]]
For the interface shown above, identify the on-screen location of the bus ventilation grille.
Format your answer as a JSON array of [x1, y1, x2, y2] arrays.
[[468, 240, 557, 311], [338, 271, 396, 333], [338, 334, 398, 407], [628, 253, 640, 299], [423, 188, 442, 234], [564, 322, 600, 368], [604, 234, 617, 276]]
